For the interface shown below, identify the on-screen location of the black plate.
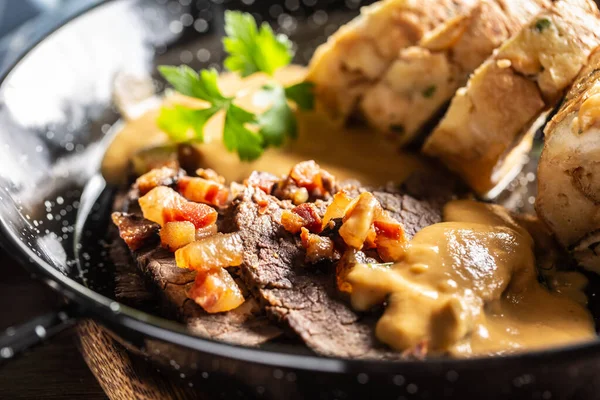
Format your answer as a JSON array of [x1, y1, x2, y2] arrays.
[[2, 1, 600, 399]]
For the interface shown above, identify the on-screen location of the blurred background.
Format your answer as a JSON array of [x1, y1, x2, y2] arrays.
[[0, 0, 100, 74]]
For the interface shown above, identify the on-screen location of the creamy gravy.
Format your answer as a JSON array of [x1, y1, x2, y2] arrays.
[[102, 65, 425, 186], [348, 200, 595, 357]]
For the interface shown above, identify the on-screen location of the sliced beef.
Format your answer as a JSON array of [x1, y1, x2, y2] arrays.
[[221, 180, 452, 358], [110, 212, 282, 347]]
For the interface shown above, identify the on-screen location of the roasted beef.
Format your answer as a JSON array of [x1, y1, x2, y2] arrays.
[[220, 177, 453, 358]]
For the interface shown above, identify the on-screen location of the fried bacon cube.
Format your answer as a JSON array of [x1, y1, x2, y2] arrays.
[[281, 203, 323, 234], [175, 233, 244, 272], [300, 227, 337, 264], [374, 217, 407, 262], [135, 165, 182, 195], [177, 176, 229, 207], [138, 186, 217, 229], [160, 221, 196, 251], [188, 268, 245, 313]]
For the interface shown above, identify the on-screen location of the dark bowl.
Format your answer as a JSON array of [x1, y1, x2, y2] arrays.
[[2, 1, 600, 399]]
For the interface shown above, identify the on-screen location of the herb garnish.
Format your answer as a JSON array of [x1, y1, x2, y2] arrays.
[[534, 18, 552, 33], [157, 11, 314, 161], [422, 85, 437, 98]]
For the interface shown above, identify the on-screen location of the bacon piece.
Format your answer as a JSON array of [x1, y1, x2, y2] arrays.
[[135, 165, 182, 195], [195, 223, 218, 240], [188, 268, 245, 313], [300, 227, 338, 264], [281, 203, 323, 234], [246, 171, 280, 194], [374, 218, 407, 262], [177, 176, 229, 207], [111, 212, 159, 251], [175, 233, 243, 272], [160, 221, 196, 251], [289, 160, 335, 196], [195, 168, 225, 184], [139, 186, 217, 229]]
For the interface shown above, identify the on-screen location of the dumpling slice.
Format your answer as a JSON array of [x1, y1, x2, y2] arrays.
[[359, 0, 550, 145], [306, 0, 480, 123], [423, 0, 600, 196], [536, 47, 600, 273]]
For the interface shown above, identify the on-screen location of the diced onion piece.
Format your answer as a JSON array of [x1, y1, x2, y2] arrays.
[[322, 191, 353, 229], [339, 192, 378, 249], [196, 223, 218, 240], [188, 268, 245, 313], [135, 165, 181, 195], [160, 221, 196, 251], [175, 233, 244, 271], [300, 227, 337, 264], [178, 176, 229, 207], [138, 186, 183, 226], [374, 219, 407, 262]]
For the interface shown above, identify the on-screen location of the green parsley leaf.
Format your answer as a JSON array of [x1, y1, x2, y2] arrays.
[[223, 104, 263, 161], [223, 11, 293, 77], [157, 105, 220, 143], [534, 18, 552, 33], [258, 84, 297, 146], [158, 66, 230, 105], [284, 82, 315, 110]]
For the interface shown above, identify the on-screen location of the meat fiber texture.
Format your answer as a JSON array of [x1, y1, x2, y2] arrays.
[[219, 176, 457, 359]]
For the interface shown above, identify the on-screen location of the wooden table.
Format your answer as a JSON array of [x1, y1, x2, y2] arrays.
[[0, 250, 107, 399], [0, 250, 206, 399]]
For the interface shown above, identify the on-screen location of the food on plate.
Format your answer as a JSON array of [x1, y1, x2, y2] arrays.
[[104, 7, 600, 359], [423, 0, 600, 195], [111, 159, 594, 357], [537, 47, 600, 273], [359, 0, 550, 145], [306, 0, 477, 123]]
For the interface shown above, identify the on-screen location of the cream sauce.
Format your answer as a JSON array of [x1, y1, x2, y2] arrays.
[[101, 65, 425, 187], [348, 200, 595, 357]]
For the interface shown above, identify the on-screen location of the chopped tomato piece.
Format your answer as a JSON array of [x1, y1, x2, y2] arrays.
[[163, 201, 218, 229], [188, 268, 245, 313]]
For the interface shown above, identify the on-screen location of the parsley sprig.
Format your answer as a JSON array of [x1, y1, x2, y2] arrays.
[[157, 11, 314, 161]]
